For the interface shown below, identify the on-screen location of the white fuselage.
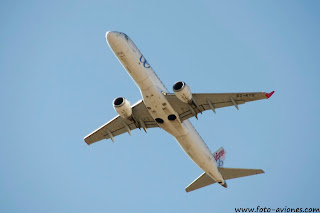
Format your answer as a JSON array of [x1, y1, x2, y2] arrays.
[[106, 31, 225, 185]]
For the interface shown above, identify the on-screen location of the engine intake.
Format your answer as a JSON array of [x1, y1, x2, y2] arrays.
[[173, 81, 193, 103], [113, 97, 132, 119]]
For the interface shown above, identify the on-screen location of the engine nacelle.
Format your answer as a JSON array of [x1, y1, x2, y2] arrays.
[[113, 97, 132, 119], [173, 81, 193, 103]]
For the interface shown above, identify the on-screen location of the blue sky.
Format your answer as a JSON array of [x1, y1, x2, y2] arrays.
[[1, 0, 320, 212]]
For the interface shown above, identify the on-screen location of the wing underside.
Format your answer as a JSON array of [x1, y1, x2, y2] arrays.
[[85, 91, 274, 144], [84, 100, 158, 145], [165, 91, 274, 121]]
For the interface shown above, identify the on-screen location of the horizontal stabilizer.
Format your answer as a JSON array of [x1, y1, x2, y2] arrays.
[[185, 168, 264, 192]]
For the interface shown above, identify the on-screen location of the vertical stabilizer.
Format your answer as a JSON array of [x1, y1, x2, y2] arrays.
[[213, 147, 226, 168]]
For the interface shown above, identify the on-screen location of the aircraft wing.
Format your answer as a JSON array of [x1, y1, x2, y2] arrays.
[[84, 100, 158, 145], [165, 91, 274, 121]]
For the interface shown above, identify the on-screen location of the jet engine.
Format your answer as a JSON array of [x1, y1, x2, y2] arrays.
[[113, 97, 132, 119], [173, 81, 193, 103]]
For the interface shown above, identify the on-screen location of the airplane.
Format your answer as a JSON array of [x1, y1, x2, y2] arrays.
[[84, 31, 274, 192]]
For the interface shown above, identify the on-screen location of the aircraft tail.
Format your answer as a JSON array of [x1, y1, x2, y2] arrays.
[[185, 147, 264, 192], [213, 147, 226, 168], [185, 168, 264, 192]]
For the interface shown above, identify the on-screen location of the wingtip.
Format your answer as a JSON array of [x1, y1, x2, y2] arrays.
[[84, 138, 90, 145], [265, 91, 275, 99], [257, 169, 265, 174]]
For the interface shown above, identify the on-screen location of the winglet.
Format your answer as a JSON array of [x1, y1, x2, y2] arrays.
[[265, 91, 275, 99]]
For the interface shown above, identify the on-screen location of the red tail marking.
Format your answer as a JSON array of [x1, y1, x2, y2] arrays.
[[214, 149, 225, 161]]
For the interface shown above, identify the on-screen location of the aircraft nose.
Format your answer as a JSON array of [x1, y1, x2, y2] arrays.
[[106, 31, 120, 44]]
